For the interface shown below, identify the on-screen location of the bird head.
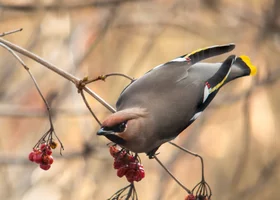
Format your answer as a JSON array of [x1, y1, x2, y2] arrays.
[[97, 108, 148, 147]]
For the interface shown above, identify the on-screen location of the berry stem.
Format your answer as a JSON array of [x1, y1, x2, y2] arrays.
[[80, 90, 102, 126], [169, 141, 205, 181], [0, 37, 116, 113], [153, 155, 191, 194], [83, 73, 135, 85], [0, 28, 22, 37]]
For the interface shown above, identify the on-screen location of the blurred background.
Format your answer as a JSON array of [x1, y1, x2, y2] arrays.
[[0, 0, 279, 199]]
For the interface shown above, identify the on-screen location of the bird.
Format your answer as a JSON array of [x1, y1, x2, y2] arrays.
[[97, 43, 257, 157]]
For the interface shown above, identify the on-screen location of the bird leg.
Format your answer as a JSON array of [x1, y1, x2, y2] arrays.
[[146, 147, 160, 159], [168, 141, 212, 199]]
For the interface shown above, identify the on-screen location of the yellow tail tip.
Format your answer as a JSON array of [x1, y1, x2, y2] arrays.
[[240, 55, 257, 76]]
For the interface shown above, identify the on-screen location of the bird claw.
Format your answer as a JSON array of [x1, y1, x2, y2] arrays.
[[146, 147, 160, 159]]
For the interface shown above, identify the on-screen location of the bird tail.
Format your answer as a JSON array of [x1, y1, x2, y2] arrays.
[[222, 55, 257, 85], [181, 43, 235, 65], [233, 55, 257, 76]]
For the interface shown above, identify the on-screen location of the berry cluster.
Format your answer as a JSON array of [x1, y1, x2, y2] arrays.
[[109, 145, 145, 182], [29, 143, 56, 170], [185, 194, 209, 200]]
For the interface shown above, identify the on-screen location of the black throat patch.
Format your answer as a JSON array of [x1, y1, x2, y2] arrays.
[[105, 134, 126, 145]]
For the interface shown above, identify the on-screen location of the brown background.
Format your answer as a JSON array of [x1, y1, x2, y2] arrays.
[[0, 0, 279, 199]]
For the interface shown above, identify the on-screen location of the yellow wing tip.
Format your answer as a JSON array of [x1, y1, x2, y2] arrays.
[[240, 55, 257, 76]]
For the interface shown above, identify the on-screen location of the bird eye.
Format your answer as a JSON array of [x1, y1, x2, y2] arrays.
[[103, 122, 127, 133], [117, 122, 127, 132]]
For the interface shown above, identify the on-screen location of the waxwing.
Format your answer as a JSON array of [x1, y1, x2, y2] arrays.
[[97, 43, 257, 157]]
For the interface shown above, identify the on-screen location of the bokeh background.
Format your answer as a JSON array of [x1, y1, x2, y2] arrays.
[[0, 0, 280, 199]]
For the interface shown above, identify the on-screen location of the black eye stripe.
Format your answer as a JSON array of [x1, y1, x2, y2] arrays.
[[119, 122, 126, 129], [103, 122, 127, 133]]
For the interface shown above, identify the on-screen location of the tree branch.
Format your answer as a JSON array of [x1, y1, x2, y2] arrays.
[[0, 0, 148, 11], [0, 37, 116, 113]]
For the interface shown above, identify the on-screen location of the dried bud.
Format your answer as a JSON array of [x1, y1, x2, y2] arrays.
[[50, 141, 57, 149]]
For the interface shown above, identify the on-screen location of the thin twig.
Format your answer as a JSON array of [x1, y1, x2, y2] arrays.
[[155, 117, 206, 200], [169, 141, 205, 181], [0, 0, 148, 11], [80, 90, 102, 126], [84, 73, 134, 85], [0, 37, 116, 113], [153, 155, 191, 194], [0, 42, 64, 152], [0, 28, 23, 37], [0, 38, 77, 82], [0, 43, 28, 69]]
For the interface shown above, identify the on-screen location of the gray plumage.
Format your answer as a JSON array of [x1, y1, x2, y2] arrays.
[[97, 44, 256, 156]]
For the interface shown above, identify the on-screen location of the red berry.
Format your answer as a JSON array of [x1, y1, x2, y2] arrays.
[[138, 168, 145, 179], [116, 151, 126, 160], [127, 177, 134, 183], [42, 155, 48, 163], [128, 162, 137, 169], [40, 163, 51, 170], [138, 163, 143, 167], [114, 160, 124, 169], [134, 171, 142, 182], [46, 148, 52, 155], [125, 169, 136, 182], [109, 146, 119, 158], [29, 152, 35, 162], [185, 194, 196, 200], [48, 156, 54, 164], [138, 165, 144, 171], [40, 143, 47, 151], [117, 166, 128, 178], [34, 152, 43, 164], [42, 155, 54, 165], [127, 155, 136, 162]]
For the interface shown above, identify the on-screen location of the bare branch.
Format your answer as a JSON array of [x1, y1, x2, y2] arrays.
[[80, 90, 102, 126], [153, 155, 192, 194], [0, 37, 116, 113], [84, 73, 134, 85], [0, 0, 149, 11], [0, 38, 76, 82], [0, 42, 65, 150], [0, 28, 23, 37], [0, 43, 28, 69]]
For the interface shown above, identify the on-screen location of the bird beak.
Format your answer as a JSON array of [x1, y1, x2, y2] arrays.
[[97, 127, 126, 145], [97, 127, 113, 136]]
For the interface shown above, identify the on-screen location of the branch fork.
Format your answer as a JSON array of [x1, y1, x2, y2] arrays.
[[0, 29, 210, 199]]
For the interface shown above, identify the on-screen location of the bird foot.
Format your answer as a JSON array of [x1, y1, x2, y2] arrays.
[[146, 147, 160, 159]]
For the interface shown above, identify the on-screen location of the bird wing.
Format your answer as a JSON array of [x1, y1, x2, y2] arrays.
[[116, 61, 210, 141], [180, 43, 235, 65], [120, 43, 235, 96], [116, 45, 236, 145], [144, 43, 235, 74]]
